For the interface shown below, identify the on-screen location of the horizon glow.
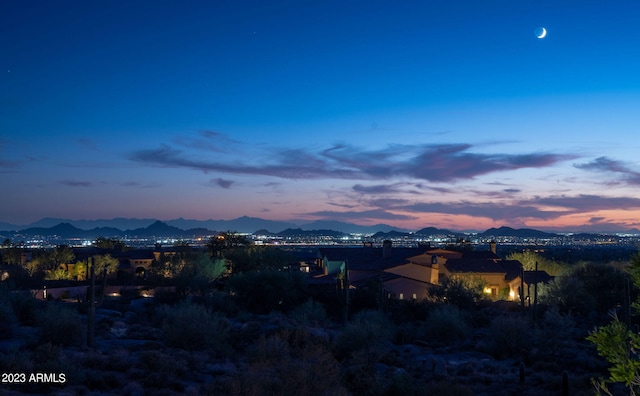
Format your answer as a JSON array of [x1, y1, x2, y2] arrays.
[[2, 0, 640, 233]]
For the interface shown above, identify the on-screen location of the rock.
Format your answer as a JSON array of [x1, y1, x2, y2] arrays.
[[433, 358, 448, 379], [96, 308, 122, 317]]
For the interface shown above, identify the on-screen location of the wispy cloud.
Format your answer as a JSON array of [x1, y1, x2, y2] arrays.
[[393, 194, 640, 223], [130, 135, 575, 183], [575, 157, 640, 185], [305, 209, 418, 222], [173, 130, 240, 153], [326, 202, 360, 209], [60, 180, 93, 187], [210, 178, 234, 189], [399, 201, 562, 221], [402, 144, 573, 182], [353, 184, 404, 194], [368, 198, 410, 208], [534, 194, 640, 212]]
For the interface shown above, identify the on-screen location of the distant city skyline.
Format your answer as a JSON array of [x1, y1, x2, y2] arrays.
[[2, 1, 640, 233]]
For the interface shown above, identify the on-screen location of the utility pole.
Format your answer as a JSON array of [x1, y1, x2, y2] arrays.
[[87, 256, 96, 348], [533, 261, 539, 324], [343, 260, 349, 324], [520, 266, 525, 312]]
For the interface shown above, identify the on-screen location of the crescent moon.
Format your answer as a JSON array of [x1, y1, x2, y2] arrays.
[[535, 27, 547, 39]]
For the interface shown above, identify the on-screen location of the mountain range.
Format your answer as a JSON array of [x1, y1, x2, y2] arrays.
[[0, 217, 407, 237], [0, 217, 635, 240]]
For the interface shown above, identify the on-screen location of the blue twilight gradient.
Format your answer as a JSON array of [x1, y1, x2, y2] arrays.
[[2, 0, 640, 231]]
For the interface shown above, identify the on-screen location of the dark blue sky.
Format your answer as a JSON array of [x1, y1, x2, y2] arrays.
[[2, 0, 640, 231]]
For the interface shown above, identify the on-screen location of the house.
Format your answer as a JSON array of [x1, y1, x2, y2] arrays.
[[306, 240, 527, 302], [441, 258, 523, 300], [313, 241, 437, 300], [121, 250, 155, 277], [383, 263, 437, 300]]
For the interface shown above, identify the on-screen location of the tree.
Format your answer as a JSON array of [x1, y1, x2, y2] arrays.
[[92, 254, 119, 304], [629, 250, 640, 311], [587, 313, 640, 395], [48, 245, 75, 272], [544, 262, 628, 316], [206, 231, 250, 258], [587, 251, 640, 395], [94, 237, 128, 252], [71, 260, 88, 280], [426, 277, 485, 311], [24, 246, 75, 278], [507, 250, 566, 275], [1, 240, 22, 265], [225, 246, 293, 274], [174, 253, 227, 296], [229, 270, 307, 314]]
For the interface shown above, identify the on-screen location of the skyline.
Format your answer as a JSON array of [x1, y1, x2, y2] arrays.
[[2, 1, 640, 233]]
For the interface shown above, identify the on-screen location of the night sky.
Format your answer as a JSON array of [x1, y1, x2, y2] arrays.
[[2, 0, 640, 232]]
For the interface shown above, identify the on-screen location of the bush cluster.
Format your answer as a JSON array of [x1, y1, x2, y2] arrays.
[[160, 301, 231, 352]]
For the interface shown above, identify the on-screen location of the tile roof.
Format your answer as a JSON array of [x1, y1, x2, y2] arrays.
[[522, 270, 554, 284], [318, 246, 426, 271]]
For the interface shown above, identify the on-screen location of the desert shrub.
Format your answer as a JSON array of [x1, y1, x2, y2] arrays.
[[542, 275, 595, 316], [228, 270, 308, 314], [152, 287, 183, 305], [46, 268, 70, 280], [7, 290, 38, 325], [543, 262, 628, 317], [202, 290, 239, 316], [342, 347, 391, 396], [104, 349, 134, 372], [427, 277, 484, 311], [37, 302, 84, 346], [334, 309, 395, 359], [385, 373, 426, 396], [536, 305, 575, 357], [423, 304, 472, 344], [138, 349, 189, 377], [160, 302, 231, 351], [227, 331, 348, 396], [481, 314, 532, 359], [394, 321, 421, 344], [118, 287, 141, 303], [422, 381, 473, 396], [0, 297, 16, 339], [0, 348, 34, 373], [388, 298, 432, 324], [290, 298, 328, 326], [31, 343, 86, 390], [573, 262, 628, 314]]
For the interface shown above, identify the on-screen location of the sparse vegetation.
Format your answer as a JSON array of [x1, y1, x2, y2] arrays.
[[36, 302, 84, 347], [0, 242, 636, 395], [160, 301, 231, 352]]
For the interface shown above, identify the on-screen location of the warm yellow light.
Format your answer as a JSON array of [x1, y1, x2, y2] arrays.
[[484, 287, 492, 294]]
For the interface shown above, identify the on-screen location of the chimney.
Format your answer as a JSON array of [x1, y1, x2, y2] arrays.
[[430, 260, 439, 284], [489, 240, 497, 255], [383, 240, 392, 259]]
